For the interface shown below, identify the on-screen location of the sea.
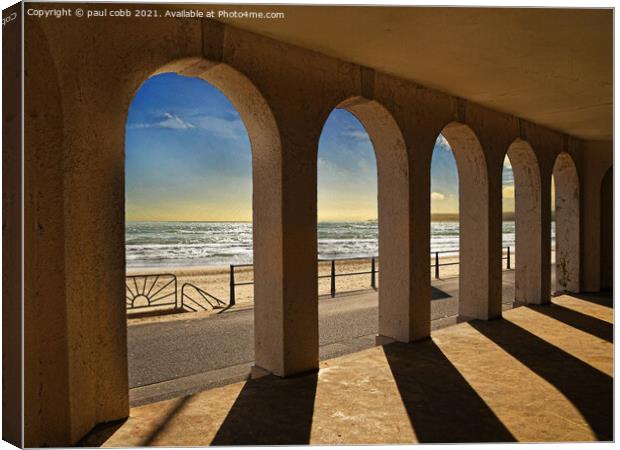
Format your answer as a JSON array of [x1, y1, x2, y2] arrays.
[[126, 220, 556, 269]]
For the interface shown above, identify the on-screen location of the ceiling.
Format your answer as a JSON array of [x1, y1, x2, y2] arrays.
[[217, 6, 612, 141]]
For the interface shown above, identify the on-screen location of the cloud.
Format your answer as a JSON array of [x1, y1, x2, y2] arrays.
[[128, 111, 247, 140], [160, 112, 196, 129], [502, 186, 515, 198], [503, 172, 514, 185], [191, 115, 247, 140], [317, 157, 332, 171], [435, 134, 452, 151], [431, 192, 446, 201], [340, 129, 369, 141], [128, 112, 196, 130], [502, 156, 514, 185], [318, 156, 374, 178]]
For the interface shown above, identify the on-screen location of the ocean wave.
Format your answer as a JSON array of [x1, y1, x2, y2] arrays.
[[126, 220, 552, 268]]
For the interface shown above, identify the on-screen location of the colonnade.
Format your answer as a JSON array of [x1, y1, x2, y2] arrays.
[[20, 16, 612, 446]]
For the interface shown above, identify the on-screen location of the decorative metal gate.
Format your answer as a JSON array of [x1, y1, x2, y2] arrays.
[[126, 273, 178, 311]]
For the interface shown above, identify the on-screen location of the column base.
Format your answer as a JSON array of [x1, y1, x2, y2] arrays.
[[250, 365, 272, 379], [250, 365, 320, 379], [375, 335, 396, 346]]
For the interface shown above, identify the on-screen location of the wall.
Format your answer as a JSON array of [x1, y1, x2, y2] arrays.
[[23, 7, 203, 446], [2, 2, 23, 446], [580, 140, 613, 292], [600, 167, 613, 290]]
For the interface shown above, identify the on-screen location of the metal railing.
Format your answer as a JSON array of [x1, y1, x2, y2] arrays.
[[229, 257, 377, 304], [229, 263, 254, 306], [127, 246, 513, 312], [432, 246, 512, 279], [318, 256, 378, 298], [181, 282, 227, 311], [126, 273, 178, 310], [125, 274, 225, 313], [229, 246, 513, 302]]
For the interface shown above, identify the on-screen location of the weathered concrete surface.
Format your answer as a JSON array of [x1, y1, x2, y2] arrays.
[[23, 7, 203, 446], [600, 167, 613, 290], [83, 293, 612, 446], [2, 3, 23, 446], [341, 98, 428, 343], [507, 139, 544, 304], [442, 122, 496, 320], [553, 153, 580, 293], [580, 140, 613, 292]]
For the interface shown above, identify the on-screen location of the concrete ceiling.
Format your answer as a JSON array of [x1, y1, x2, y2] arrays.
[[218, 6, 612, 141]]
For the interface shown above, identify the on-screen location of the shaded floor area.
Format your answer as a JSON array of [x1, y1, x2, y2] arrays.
[[86, 292, 613, 445]]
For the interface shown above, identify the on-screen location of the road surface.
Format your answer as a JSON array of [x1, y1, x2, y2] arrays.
[[128, 272, 526, 404]]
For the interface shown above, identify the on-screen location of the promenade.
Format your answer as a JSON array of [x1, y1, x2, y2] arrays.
[[127, 273, 519, 404], [85, 291, 612, 445]]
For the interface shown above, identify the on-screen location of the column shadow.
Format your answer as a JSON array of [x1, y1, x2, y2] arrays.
[[526, 304, 613, 343], [77, 397, 190, 446], [210, 372, 318, 445], [77, 419, 127, 447], [140, 395, 192, 446], [383, 341, 516, 443], [469, 319, 613, 441], [431, 286, 451, 300], [569, 293, 613, 308]]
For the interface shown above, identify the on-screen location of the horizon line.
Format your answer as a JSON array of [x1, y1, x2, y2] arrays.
[[125, 215, 533, 224]]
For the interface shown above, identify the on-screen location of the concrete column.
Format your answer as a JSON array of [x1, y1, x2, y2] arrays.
[[600, 168, 613, 290], [507, 140, 544, 304], [2, 3, 23, 446], [340, 98, 428, 343], [24, 19, 83, 446], [23, 13, 203, 446], [251, 128, 319, 377], [169, 57, 319, 377], [486, 144, 505, 320], [580, 174, 601, 292], [405, 142, 433, 340], [442, 123, 500, 320], [553, 153, 580, 293], [539, 168, 553, 303], [579, 140, 613, 292]]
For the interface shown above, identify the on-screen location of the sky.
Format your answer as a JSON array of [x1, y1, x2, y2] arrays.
[[125, 73, 515, 222]]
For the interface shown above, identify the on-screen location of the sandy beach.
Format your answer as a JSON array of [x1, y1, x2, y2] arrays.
[[126, 248, 527, 314]]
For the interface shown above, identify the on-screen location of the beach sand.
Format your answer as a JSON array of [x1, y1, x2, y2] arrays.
[[126, 248, 523, 315]]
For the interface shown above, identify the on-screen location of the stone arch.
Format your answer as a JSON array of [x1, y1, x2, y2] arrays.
[[129, 57, 286, 373], [440, 122, 491, 319], [600, 166, 613, 291], [505, 139, 544, 304], [552, 152, 580, 293], [334, 97, 413, 341]]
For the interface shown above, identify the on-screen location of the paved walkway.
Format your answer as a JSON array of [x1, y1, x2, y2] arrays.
[[127, 273, 517, 404], [85, 292, 613, 445]]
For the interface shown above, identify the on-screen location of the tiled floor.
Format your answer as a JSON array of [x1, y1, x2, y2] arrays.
[[84, 293, 613, 445]]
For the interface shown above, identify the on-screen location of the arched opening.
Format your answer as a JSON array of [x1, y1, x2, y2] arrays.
[[600, 166, 613, 291], [501, 154, 516, 305], [552, 152, 580, 293], [124, 58, 282, 391], [503, 140, 543, 304], [434, 123, 492, 320], [316, 107, 378, 357], [429, 133, 460, 321], [317, 97, 412, 343]]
